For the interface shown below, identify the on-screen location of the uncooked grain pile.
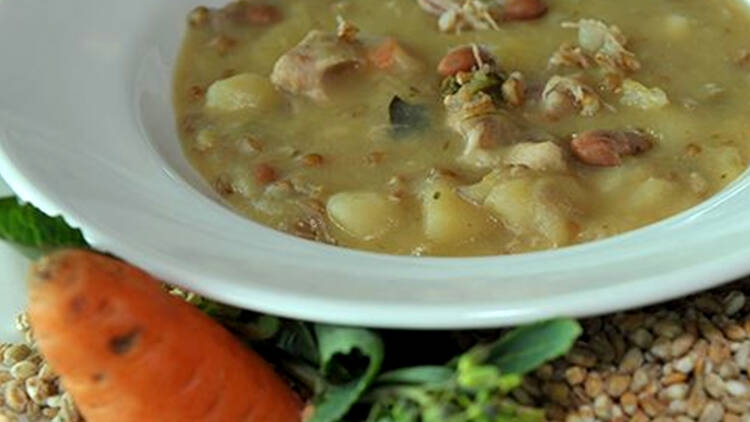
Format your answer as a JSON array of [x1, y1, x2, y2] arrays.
[[0, 314, 81, 422], [524, 280, 750, 422], [3, 281, 750, 421]]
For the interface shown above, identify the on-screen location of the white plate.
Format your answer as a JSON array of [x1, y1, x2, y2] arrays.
[[1, 0, 750, 329]]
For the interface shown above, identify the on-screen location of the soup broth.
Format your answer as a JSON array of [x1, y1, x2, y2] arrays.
[[174, 0, 750, 256]]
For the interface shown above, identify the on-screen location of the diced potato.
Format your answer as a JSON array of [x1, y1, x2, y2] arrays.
[[698, 145, 746, 187], [589, 166, 650, 194], [534, 176, 587, 215], [195, 128, 219, 151], [533, 203, 573, 246], [421, 176, 494, 244], [628, 177, 677, 212], [483, 177, 582, 245], [206, 73, 281, 112], [456, 169, 507, 205], [664, 15, 692, 40], [483, 179, 535, 234], [327, 192, 401, 240], [620, 79, 670, 110], [534, 176, 585, 244]]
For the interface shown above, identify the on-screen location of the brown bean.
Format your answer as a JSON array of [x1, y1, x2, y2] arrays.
[[301, 153, 324, 167], [437, 46, 495, 77], [502, 0, 548, 21], [571, 130, 652, 167], [438, 46, 477, 77], [254, 163, 278, 185]]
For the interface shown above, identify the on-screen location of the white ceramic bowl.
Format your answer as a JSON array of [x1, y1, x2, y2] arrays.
[[1, 0, 750, 329]]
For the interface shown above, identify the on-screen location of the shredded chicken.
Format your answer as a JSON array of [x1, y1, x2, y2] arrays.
[[562, 19, 641, 74], [416, 0, 502, 33], [619, 79, 670, 110], [548, 42, 592, 69], [504, 141, 567, 172], [270, 30, 364, 102], [502, 72, 526, 107], [417, 0, 547, 32], [542, 76, 604, 118]]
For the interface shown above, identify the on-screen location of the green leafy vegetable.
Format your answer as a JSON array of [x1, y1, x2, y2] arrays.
[[377, 366, 453, 386], [0, 196, 87, 255], [307, 325, 385, 422], [485, 319, 582, 374], [359, 319, 580, 422], [440, 76, 461, 96], [0, 198, 585, 422], [276, 321, 320, 365], [464, 70, 506, 104]]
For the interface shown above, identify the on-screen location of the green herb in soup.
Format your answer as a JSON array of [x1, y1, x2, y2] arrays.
[[174, 0, 750, 256]]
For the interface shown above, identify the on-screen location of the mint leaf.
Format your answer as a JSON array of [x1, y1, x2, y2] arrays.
[[0, 197, 87, 254], [307, 325, 384, 422], [487, 319, 582, 375], [276, 321, 320, 365], [376, 366, 453, 386]]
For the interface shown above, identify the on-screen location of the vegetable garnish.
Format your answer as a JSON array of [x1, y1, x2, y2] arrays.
[[5, 198, 582, 421], [0, 197, 88, 256]]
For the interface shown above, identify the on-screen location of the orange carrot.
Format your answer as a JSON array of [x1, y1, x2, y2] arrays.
[[27, 250, 303, 422], [368, 38, 401, 69], [367, 38, 422, 73]]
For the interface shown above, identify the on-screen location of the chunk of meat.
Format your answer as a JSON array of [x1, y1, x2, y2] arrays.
[[505, 141, 567, 172], [442, 65, 558, 168], [562, 19, 640, 73], [571, 130, 653, 167], [542, 76, 603, 118], [444, 85, 521, 168], [437, 45, 496, 77], [270, 30, 365, 102]]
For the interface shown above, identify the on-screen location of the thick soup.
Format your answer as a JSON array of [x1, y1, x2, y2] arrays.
[[174, 0, 750, 256]]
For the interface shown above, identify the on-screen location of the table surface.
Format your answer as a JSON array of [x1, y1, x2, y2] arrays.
[[0, 178, 31, 342]]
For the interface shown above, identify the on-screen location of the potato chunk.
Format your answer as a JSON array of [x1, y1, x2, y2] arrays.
[[698, 145, 746, 187], [483, 179, 535, 235], [421, 176, 494, 244], [483, 176, 584, 246], [206, 73, 281, 112], [628, 177, 677, 212], [327, 192, 401, 240]]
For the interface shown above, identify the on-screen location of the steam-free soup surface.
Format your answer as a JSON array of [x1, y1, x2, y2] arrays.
[[174, 0, 750, 256]]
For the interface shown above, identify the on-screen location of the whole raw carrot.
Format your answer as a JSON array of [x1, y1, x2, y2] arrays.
[[27, 250, 303, 422]]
